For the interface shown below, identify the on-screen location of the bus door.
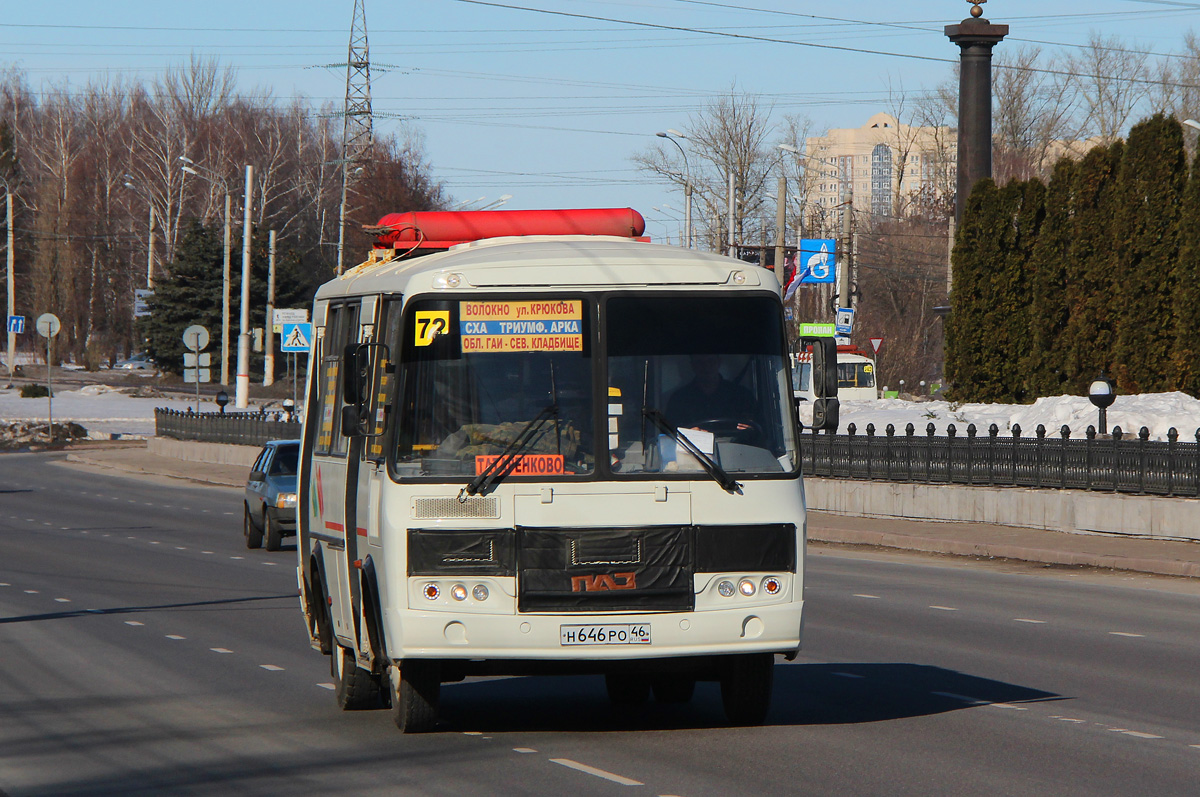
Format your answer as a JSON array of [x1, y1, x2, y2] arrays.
[[311, 300, 360, 645]]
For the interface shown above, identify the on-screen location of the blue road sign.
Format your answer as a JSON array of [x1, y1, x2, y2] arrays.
[[280, 322, 313, 353], [797, 239, 837, 284], [835, 307, 855, 335], [7, 315, 24, 334]]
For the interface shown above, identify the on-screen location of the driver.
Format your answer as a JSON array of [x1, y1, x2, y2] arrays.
[[666, 353, 756, 432]]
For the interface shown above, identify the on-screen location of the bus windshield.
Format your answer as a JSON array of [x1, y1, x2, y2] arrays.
[[606, 294, 797, 476], [393, 297, 595, 479]]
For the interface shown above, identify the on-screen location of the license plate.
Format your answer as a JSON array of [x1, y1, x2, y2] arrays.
[[560, 624, 651, 646]]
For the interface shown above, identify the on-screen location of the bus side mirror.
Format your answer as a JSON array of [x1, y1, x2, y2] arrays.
[[341, 342, 389, 438], [799, 335, 839, 432]]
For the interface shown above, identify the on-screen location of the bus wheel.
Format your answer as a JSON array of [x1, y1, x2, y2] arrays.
[[333, 646, 384, 710], [244, 505, 263, 549], [264, 512, 282, 551], [651, 675, 695, 704], [391, 660, 440, 733], [720, 653, 774, 726], [605, 672, 650, 706]]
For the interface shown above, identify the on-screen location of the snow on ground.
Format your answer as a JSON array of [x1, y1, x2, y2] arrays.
[[0, 384, 208, 438], [800, 392, 1200, 441], [3, 381, 1199, 442]]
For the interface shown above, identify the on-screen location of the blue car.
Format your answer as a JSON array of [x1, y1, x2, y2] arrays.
[[244, 439, 300, 551]]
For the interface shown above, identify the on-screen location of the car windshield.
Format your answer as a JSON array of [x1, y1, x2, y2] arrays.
[[605, 294, 797, 476], [394, 298, 595, 479]]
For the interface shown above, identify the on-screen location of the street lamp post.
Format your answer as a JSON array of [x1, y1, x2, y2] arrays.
[[656, 130, 692, 248], [2, 178, 14, 385], [122, 179, 156, 289], [180, 158, 233, 386], [237, 164, 254, 409], [1088, 374, 1116, 435]]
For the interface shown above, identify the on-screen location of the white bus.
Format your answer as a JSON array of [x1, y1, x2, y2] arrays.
[[295, 208, 838, 732], [793, 344, 878, 402]]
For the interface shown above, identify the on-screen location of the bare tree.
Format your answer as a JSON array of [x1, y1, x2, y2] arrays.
[[634, 86, 777, 252], [1066, 32, 1150, 145], [992, 46, 1080, 183]]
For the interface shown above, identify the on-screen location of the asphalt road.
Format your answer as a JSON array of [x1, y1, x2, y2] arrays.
[[1, 452, 1197, 796]]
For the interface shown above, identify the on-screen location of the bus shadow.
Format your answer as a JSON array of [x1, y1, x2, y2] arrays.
[[436, 662, 1063, 733]]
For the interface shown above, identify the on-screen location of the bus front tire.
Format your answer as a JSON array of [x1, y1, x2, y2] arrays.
[[391, 660, 440, 733], [333, 645, 384, 710], [720, 653, 774, 726], [244, 505, 263, 549]]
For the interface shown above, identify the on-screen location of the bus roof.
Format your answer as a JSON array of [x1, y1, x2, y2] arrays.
[[314, 235, 780, 301]]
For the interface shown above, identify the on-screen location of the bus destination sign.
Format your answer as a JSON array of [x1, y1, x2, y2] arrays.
[[460, 300, 583, 352]]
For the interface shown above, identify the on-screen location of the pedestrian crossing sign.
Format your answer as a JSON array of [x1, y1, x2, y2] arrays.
[[281, 322, 313, 353]]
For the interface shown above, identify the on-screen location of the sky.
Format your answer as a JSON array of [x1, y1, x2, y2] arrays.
[[3, 1, 1199, 240]]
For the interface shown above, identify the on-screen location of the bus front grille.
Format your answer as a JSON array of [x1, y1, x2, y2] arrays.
[[412, 496, 501, 520]]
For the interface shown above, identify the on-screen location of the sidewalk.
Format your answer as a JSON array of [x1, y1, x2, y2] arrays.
[[59, 441, 1200, 579]]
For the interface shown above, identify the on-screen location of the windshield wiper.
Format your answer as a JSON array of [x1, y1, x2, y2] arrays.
[[642, 408, 742, 494], [458, 402, 558, 501]]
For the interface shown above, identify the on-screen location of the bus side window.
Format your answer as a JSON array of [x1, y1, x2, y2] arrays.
[[311, 302, 361, 457], [366, 297, 403, 460]]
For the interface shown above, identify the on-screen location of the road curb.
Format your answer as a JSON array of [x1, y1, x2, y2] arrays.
[[809, 526, 1200, 578], [62, 452, 244, 488]]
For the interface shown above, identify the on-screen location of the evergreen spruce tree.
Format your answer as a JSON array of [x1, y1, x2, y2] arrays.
[[1110, 114, 1186, 393], [1172, 146, 1200, 397], [1063, 141, 1124, 393], [141, 221, 225, 375], [1026, 158, 1077, 398]]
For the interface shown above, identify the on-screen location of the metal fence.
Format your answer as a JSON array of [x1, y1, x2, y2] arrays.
[[802, 421, 1200, 498], [155, 408, 301, 447]]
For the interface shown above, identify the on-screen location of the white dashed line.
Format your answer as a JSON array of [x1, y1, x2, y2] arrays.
[[1190, 744, 1200, 750], [932, 692, 986, 705], [1122, 731, 1162, 739], [1013, 618, 1046, 624], [852, 594, 880, 599], [929, 605, 958, 611], [54, 598, 70, 603], [202, 551, 214, 555], [230, 556, 244, 560], [166, 635, 186, 640], [513, 747, 537, 754], [833, 672, 864, 679], [149, 541, 161, 545], [210, 648, 234, 654], [175, 547, 187, 550], [23, 590, 38, 594], [551, 759, 643, 787], [1054, 717, 1086, 723], [462, 731, 483, 736], [263, 562, 277, 566], [260, 665, 284, 671], [317, 682, 336, 690], [1109, 632, 1144, 638], [0, 583, 9, 587], [987, 703, 1028, 711], [223, 512, 235, 516], [125, 621, 144, 627]]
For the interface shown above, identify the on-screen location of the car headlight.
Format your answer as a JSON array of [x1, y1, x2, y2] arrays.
[[275, 493, 297, 509]]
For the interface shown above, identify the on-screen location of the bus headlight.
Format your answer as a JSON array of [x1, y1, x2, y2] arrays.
[[423, 583, 440, 600], [738, 578, 756, 597], [717, 580, 735, 598], [762, 577, 782, 596], [450, 584, 468, 601], [471, 584, 489, 601]]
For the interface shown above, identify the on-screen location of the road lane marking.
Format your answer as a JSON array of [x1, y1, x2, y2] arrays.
[[1122, 731, 1162, 739], [260, 665, 284, 671], [462, 731, 483, 736], [125, 621, 144, 626], [1013, 618, 1046, 624], [202, 551, 214, 555], [230, 556, 244, 560], [210, 648, 234, 654], [0, 583, 9, 587], [175, 547, 187, 550], [23, 590, 38, 594], [833, 672, 864, 679], [929, 605, 958, 611], [987, 703, 1027, 711], [932, 692, 986, 705], [1053, 717, 1086, 723], [166, 635, 186, 640], [263, 562, 278, 566], [551, 759, 643, 787], [513, 748, 537, 753], [317, 683, 335, 690], [852, 594, 880, 599], [1190, 744, 1200, 750], [150, 541, 161, 545], [55, 598, 70, 603], [1109, 632, 1144, 638]]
